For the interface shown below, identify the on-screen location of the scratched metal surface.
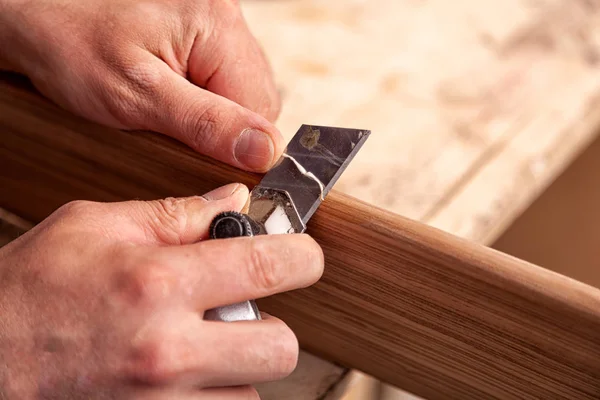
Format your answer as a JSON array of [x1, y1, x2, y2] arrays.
[[258, 125, 370, 223]]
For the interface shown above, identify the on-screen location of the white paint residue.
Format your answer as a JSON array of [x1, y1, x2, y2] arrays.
[[282, 153, 325, 200], [264, 205, 294, 234]]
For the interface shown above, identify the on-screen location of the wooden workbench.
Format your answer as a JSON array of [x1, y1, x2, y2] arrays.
[[2, 0, 600, 399]]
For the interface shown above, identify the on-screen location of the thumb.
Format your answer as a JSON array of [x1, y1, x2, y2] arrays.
[[137, 57, 285, 173], [123, 183, 250, 245]]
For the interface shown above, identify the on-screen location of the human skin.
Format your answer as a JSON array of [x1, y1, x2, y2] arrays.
[[0, 0, 285, 172], [0, 183, 324, 399], [0, 2, 319, 398]]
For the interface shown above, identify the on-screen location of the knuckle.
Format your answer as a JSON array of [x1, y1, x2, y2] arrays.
[[101, 81, 142, 128], [247, 240, 282, 292], [121, 262, 177, 307], [184, 102, 229, 153], [101, 62, 165, 128], [33, 200, 101, 262], [128, 337, 177, 384], [120, 62, 165, 96], [55, 200, 95, 218], [147, 197, 190, 244]]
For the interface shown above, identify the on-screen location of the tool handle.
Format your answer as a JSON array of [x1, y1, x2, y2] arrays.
[[203, 211, 261, 322]]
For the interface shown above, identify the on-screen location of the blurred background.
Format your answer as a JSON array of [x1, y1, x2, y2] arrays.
[[238, 0, 600, 399]]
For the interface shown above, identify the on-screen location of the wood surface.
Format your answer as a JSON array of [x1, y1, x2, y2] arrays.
[[2, 74, 600, 400], [3, 0, 600, 397], [238, 1, 600, 397], [241, 0, 600, 246]]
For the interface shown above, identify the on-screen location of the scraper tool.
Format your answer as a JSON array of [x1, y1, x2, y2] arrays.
[[204, 124, 370, 322]]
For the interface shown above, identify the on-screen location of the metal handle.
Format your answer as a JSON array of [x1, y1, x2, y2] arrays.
[[204, 300, 261, 321], [204, 211, 261, 322]]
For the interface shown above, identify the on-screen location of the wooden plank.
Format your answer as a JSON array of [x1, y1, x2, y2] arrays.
[[241, 2, 600, 396], [4, 0, 600, 397], [3, 0, 600, 398], [1, 75, 600, 400]]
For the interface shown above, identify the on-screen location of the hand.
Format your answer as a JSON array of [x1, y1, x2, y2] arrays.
[[0, 183, 324, 399], [0, 0, 284, 172]]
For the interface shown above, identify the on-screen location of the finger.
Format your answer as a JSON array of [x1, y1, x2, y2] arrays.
[[127, 312, 298, 388], [132, 53, 285, 173], [201, 313, 299, 387], [197, 386, 259, 399], [187, 11, 281, 123], [153, 234, 324, 310], [128, 386, 259, 400], [103, 183, 249, 245]]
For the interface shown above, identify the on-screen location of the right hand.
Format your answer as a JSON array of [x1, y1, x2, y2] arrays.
[[0, 183, 324, 399]]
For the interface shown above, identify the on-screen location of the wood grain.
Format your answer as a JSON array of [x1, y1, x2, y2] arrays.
[[1, 74, 600, 399], [240, 2, 600, 396], [241, 0, 600, 246]]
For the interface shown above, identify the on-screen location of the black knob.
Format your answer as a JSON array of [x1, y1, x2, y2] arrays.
[[209, 211, 253, 239]]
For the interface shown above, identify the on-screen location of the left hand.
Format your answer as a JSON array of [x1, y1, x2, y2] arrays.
[[0, 0, 285, 172]]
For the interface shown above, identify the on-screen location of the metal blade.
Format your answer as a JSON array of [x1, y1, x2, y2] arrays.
[[255, 124, 370, 224]]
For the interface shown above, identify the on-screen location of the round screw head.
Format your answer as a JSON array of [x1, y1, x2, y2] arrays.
[[209, 211, 253, 239]]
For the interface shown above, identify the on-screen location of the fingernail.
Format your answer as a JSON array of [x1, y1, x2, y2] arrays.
[[235, 129, 274, 170], [202, 183, 241, 201]]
